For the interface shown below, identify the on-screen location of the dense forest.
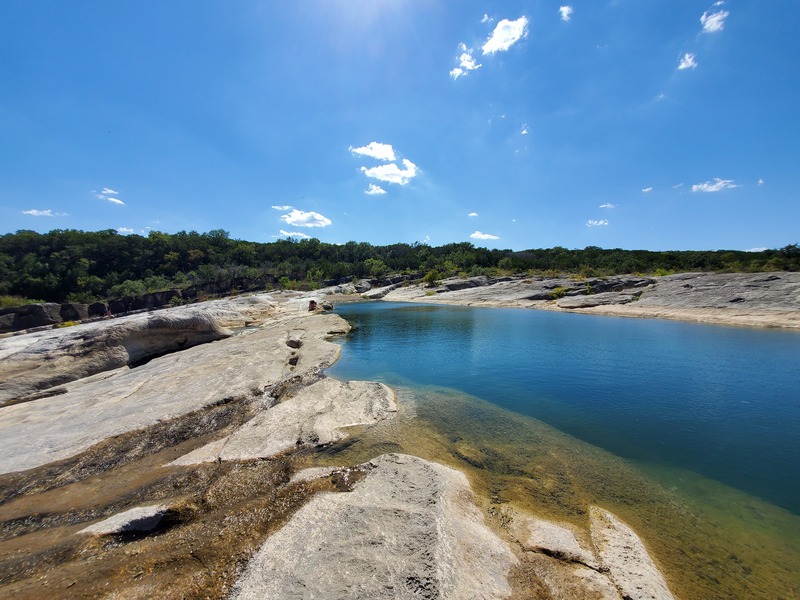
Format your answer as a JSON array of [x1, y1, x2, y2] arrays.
[[1, 229, 798, 305]]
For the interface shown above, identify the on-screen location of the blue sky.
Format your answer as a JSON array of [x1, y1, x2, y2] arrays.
[[2, 1, 798, 251]]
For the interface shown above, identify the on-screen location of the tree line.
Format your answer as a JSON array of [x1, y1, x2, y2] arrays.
[[0, 228, 797, 305]]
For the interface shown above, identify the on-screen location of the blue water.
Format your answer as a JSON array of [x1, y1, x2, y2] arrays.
[[329, 302, 800, 514]]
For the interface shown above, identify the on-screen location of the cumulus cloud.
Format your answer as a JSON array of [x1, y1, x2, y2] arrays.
[[365, 184, 387, 195], [470, 231, 500, 240], [586, 219, 609, 227], [758, 178, 765, 185], [361, 158, 418, 185], [450, 45, 482, 79], [117, 227, 135, 234], [678, 53, 697, 70], [468, 212, 479, 217], [281, 208, 332, 227], [22, 209, 66, 217], [701, 6, 729, 33], [482, 17, 528, 55], [692, 178, 740, 192], [350, 142, 396, 162], [481, 14, 492, 24], [559, 6, 573, 21], [599, 203, 616, 209], [278, 229, 311, 239], [642, 187, 653, 193], [272, 205, 293, 211], [747, 247, 768, 252]]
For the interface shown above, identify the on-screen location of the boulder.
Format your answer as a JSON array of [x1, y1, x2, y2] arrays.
[[60, 303, 89, 322], [88, 302, 108, 317]]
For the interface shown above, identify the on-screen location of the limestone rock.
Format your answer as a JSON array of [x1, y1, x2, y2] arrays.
[[79, 504, 168, 535], [230, 453, 517, 600], [0, 310, 231, 406], [171, 378, 396, 464], [0, 313, 349, 474], [590, 506, 675, 600], [513, 515, 598, 569]]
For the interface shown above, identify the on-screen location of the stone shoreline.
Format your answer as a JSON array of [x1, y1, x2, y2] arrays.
[[368, 271, 800, 330], [0, 287, 719, 598]]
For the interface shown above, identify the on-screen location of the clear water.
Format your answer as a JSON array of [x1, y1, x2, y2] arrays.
[[329, 301, 800, 515]]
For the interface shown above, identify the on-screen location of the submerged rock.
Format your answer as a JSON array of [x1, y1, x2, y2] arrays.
[[590, 506, 675, 600], [231, 453, 518, 600]]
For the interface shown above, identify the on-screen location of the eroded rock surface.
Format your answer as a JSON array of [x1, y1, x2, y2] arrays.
[[0, 313, 349, 474], [590, 506, 675, 600], [171, 378, 397, 465], [231, 453, 518, 600], [79, 504, 168, 535]]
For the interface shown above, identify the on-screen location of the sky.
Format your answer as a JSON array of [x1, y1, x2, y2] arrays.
[[1, 1, 799, 251]]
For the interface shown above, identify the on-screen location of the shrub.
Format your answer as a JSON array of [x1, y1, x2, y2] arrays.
[[548, 286, 568, 300]]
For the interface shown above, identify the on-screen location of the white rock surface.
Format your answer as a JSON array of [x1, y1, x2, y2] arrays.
[[0, 313, 348, 475], [515, 515, 598, 569], [171, 378, 397, 465], [590, 506, 675, 600], [231, 453, 518, 600], [79, 504, 168, 535]]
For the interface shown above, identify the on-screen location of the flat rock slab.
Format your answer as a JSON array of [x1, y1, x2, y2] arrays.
[[230, 453, 517, 600], [514, 515, 598, 569], [79, 504, 168, 535], [590, 506, 675, 600], [0, 313, 349, 475], [171, 378, 397, 465]]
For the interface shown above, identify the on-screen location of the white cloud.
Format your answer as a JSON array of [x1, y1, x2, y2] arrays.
[[95, 187, 125, 205], [520, 124, 529, 135], [272, 205, 293, 211], [747, 247, 768, 252], [23, 209, 66, 217], [758, 178, 765, 185], [450, 45, 482, 79], [678, 53, 697, 70], [281, 208, 332, 227], [673, 183, 684, 189], [586, 219, 609, 227], [481, 14, 492, 24], [449, 67, 465, 80], [692, 178, 740, 192], [279, 229, 311, 239], [365, 184, 387, 195], [470, 231, 500, 240], [559, 6, 573, 22], [642, 187, 653, 193], [361, 158, 418, 185], [482, 17, 528, 55], [117, 227, 135, 234], [701, 8, 729, 33], [599, 203, 616, 209], [468, 212, 479, 217], [350, 142, 396, 162]]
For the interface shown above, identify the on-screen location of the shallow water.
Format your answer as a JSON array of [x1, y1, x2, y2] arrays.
[[327, 301, 800, 599]]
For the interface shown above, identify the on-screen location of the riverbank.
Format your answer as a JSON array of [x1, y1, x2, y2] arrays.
[[371, 271, 800, 330], [0, 292, 681, 599]]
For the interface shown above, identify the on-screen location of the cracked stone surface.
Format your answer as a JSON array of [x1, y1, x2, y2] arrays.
[[231, 453, 518, 600], [170, 378, 397, 465], [0, 313, 349, 475]]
